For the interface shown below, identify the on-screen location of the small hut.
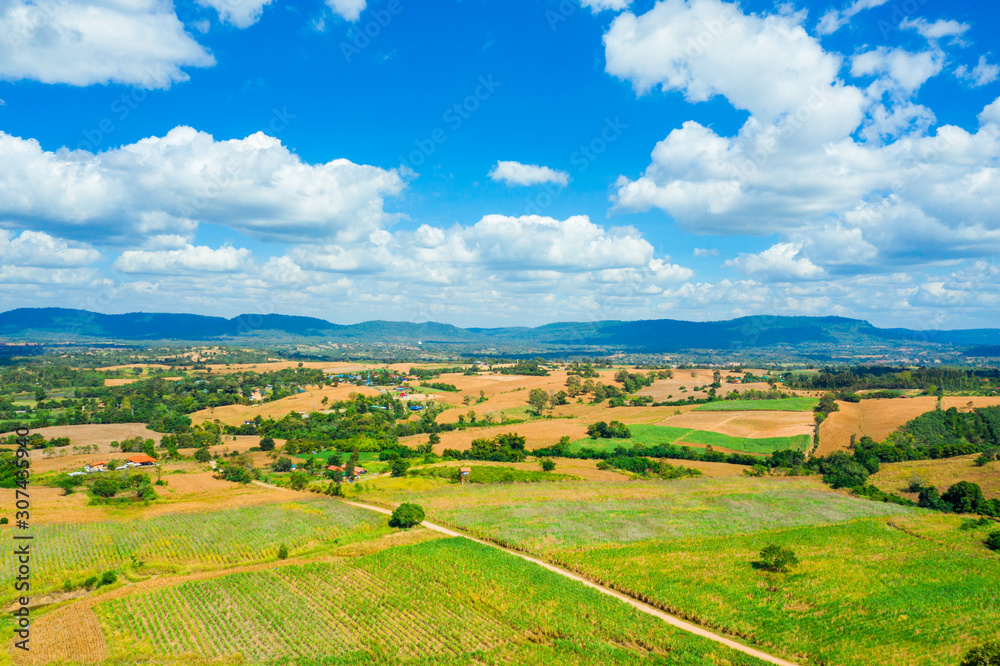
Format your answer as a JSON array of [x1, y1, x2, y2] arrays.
[[459, 467, 471, 484]]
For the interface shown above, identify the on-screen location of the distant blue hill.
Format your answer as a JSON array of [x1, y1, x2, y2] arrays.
[[0, 308, 996, 351]]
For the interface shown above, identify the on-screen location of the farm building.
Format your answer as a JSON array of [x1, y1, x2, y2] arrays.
[[127, 454, 157, 467], [86, 461, 108, 473]]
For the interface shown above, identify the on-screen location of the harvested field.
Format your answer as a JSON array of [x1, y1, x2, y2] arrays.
[[818, 396, 1000, 456], [870, 455, 1000, 500], [104, 376, 180, 386], [189, 384, 382, 425], [201, 361, 371, 373], [635, 368, 773, 402], [657, 410, 815, 439], [400, 420, 591, 453]]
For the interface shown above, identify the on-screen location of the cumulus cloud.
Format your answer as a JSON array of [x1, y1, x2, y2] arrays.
[[489, 161, 570, 187], [0, 126, 407, 245], [981, 98, 1000, 126], [607, 0, 1000, 278], [197, 0, 275, 28], [725, 242, 824, 281], [955, 56, 1000, 88], [0, 230, 101, 268], [113, 244, 252, 274], [326, 0, 366, 21], [0, 0, 215, 88]]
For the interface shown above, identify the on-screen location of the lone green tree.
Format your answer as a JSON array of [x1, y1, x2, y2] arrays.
[[961, 641, 1000, 666], [277, 543, 288, 559], [389, 503, 425, 528], [527, 388, 549, 415], [540, 458, 556, 472], [755, 544, 799, 573]]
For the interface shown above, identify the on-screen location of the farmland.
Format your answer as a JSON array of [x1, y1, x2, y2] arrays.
[[694, 397, 818, 412], [357, 475, 1000, 665], [84, 538, 770, 665], [570, 424, 810, 455]]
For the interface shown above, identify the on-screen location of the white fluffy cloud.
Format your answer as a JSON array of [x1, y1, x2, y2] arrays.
[[0, 0, 214, 88], [0, 126, 407, 244], [607, 0, 1000, 278], [955, 56, 1000, 88], [114, 244, 252, 274], [0, 230, 101, 268], [981, 98, 1000, 126], [197, 0, 275, 28], [489, 161, 570, 187], [816, 0, 888, 35], [725, 242, 824, 281], [326, 0, 366, 21]]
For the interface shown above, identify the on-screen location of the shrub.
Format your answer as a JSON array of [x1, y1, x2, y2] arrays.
[[272, 457, 294, 472], [0, 517, 8, 525], [985, 530, 1000, 552], [277, 543, 288, 559], [83, 576, 98, 590], [390, 459, 410, 477], [961, 641, 1000, 666], [942, 481, 986, 514], [91, 478, 119, 498], [97, 570, 117, 587], [259, 437, 275, 452], [540, 459, 556, 472], [389, 503, 425, 529], [755, 544, 799, 573], [193, 447, 211, 463]]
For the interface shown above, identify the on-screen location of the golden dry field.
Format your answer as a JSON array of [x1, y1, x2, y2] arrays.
[[817, 396, 1000, 456], [870, 455, 1000, 500]]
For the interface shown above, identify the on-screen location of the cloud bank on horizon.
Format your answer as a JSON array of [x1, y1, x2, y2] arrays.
[[0, 0, 997, 329]]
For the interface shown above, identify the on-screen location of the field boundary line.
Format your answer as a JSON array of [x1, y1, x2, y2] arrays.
[[342, 500, 800, 666]]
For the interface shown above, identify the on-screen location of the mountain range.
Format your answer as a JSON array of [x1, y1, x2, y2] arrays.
[[0, 308, 996, 354]]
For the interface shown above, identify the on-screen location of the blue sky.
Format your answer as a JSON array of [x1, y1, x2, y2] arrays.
[[0, 0, 998, 329]]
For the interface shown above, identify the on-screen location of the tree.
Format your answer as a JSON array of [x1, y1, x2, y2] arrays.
[[97, 570, 118, 587], [194, 447, 211, 463], [389, 503, 425, 528], [527, 388, 549, 415], [390, 459, 410, 477], [92, 478, 119, 498], [961, 641, 1000, 666], [985, 530, 1000, 552], [272, 456, 293, 473], [755, 544, 799, 573], [288, 472, 308, 490], [34, 387, 46, 402], [540, 459, 556, 472], [565, 375, 582, 397], [428, 433, 441, 446], [277, 543, 289, 559], [259, 437, 275, 452], [942, 481, 986, 514]]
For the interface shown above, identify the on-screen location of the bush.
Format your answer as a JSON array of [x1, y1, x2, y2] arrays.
[[272, 456, 294, 473], [540, 459, 556, 472], [985, 530, 1000, 552], [193, 447, 211, 463], [83, 576, 98, 590], [97, 570, 118, 587], [390, 459, 410, 477], [755, 544, 799, 573], [259, 437, 275, 452], [277, 543, 289, 559], [961, 641, 1000, 666], [942, 481, 987, 514], [0, 517, 8, 525], [91, 478, 119, 498], [389, 502, 425, 529]]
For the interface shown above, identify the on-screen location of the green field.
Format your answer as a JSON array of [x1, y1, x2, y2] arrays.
[[0, 500, 385, 598], [694, 397, 819, 412], [571, 423, 810, 455], [96, 537, 769, 665], [412, 464, 576, 484], [359, 475, 999, 666]]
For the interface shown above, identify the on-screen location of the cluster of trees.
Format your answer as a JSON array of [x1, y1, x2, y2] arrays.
[[586, 420, 631, 439], [421, 382, 459, 392], [597, 456, 702, 479], [497, 359, 549, 376], [408, 366, 467, 380], [89, 472, 158, 502], [912, 480, 1000, 517], [532, 439, 796, 469], [443, 432, 526, 462], [786, 366, 1000, 393]]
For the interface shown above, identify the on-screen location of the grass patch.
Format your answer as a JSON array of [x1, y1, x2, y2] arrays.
[[694, 397, 819, 412], [570, 424, 809, 455], [411, 464, 576, 484]]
